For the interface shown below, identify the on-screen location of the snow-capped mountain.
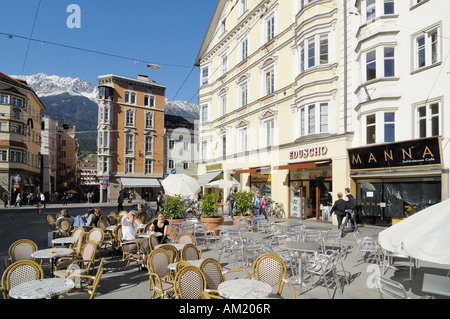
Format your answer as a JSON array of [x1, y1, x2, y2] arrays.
[[13, 73, 98, 102], [13, 73, 199, 118]]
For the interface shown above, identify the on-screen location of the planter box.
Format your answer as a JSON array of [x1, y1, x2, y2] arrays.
[[201, 217, 224, 236], [167, 218, 186, 241]]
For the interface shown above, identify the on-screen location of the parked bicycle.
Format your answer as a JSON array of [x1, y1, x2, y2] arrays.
[[272, 202, 286, 219]]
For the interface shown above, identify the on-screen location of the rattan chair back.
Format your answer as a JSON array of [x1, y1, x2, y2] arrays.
[[107, 214, 118, 226], [57, 217, 72, 237], [199, 258, 225, 291], [47, 214, 57, 230], [176, 232, 196, 245], [87, 227, 104, 248], [180, 243, 201, 261], [5, 239, 39, 267], [1, 260, 44, 299], [148, 234, 159, 251], [174, 266, 206, 299], [148, 248, 171, 279], [157, 244, 179, 263], [89, 257, 104, 299]]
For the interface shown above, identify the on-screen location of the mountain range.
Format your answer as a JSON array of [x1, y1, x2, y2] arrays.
[[13, 73, 199, 153]]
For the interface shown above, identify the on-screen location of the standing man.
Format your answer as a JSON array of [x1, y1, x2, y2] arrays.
[[40, 192, 46, 209], [118, 190, 124, 213], [156, 191, 164, 212], [251, 190, 261, 216], [226, 189, 235, 217], [330, 192, 347, 230], [342, 187, 358, 231]]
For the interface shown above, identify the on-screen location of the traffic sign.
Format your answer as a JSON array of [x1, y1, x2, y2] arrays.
[[170, 169, 176, 174]]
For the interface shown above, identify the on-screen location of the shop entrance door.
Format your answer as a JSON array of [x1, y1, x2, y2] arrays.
[[290, 179, 332, 221]]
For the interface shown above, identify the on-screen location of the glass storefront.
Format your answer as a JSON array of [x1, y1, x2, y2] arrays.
[[289, 165, 332, 222], [250, 173, 271, 200]]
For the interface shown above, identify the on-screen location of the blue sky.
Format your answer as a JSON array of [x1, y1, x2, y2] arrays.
[[0, 0, 217, 103]]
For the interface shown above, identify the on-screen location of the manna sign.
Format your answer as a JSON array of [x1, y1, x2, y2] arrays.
[[348, 137, 442, 170]]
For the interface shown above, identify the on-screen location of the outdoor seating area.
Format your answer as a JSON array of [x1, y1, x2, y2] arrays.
[[2, 205, 449, 300]]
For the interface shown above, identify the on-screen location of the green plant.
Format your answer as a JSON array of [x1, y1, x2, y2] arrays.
[[234, 190, 254, 216], [161, 195, 186, 219], [200, 193, 221, 218]]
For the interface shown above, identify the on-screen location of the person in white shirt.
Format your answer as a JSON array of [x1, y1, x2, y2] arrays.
[[121, 210, 150, 269]]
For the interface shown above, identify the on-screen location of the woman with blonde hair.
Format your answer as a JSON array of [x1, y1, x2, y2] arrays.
[[150, 211, 170, 244], [121, 210, 150, 269]]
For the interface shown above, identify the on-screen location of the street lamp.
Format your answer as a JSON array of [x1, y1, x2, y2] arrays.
[[147, 63, 161, 70]]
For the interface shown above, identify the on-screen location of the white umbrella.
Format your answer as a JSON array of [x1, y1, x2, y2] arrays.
[[206, 179, 239, 189], [378, 198, 450, 265], [161, 174, 200, 199]]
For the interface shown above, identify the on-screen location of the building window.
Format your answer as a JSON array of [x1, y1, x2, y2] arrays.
[[219, 93, 227, 117], [201, 104, 208, 123], [414, 27, 440, 71], [125, 158, 134, 174], [145, 136, 153, 153], [366, 114, 376, 144], [264, 119, 275, 147], [220, 53, 228, 76], [145, 112, 154, 129], [145, 159, 153, 174], [183, 161, 190, 170], [366, 50, 376, 81], [125, 109, 135, 126], [384, 47, 395, 77], [126, 134, 134, 151], [299, 102, 329, 137], [266, 14, 275, 42], [168, 159, 175, 169], [201, 66, 209, 86], [308, 37, 315, 68], [384, 0, 395, 14], [238, 127, 248, 153], [319, 34, 329, 64], [384, 112, 395, 142], [265, 69, 275, 96], [183, 142, 189, 151], [240, 36, 248, 61], [220, 135, 227, 157], [1, 95, 9, 104], [144, 95, 155, 107], [299, 32, 330, 73], [240, 82, 248, 107], [239, 0, 247, 16], [11, 150, 22, 163], [320, 103, 328, 133], [300, 43, 305, 73], [0, 150, 7, 161], [168, 140, 175, 150], [417, 102, 440, 138], [366, 0, 376, 20], [201, 141, 208, 161]]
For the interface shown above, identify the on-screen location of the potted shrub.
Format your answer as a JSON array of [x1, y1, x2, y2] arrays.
[[200, 193, 224, 236], [161, 195, 186, 240], [232, 190, 255, 226]]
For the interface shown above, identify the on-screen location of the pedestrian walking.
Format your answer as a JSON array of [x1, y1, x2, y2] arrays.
[[156, 191, 164, 212], [118, 190, 124, 212], [342, 187, 358, 231], [330, 192, 347, 230], [251, 190, 261, 216], [40, 192, 46, 209], [226, 189, 235, 217], [15, 192, 22, 207]]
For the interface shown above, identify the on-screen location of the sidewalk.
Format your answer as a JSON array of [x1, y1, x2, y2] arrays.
[[55, 215, 448, 300]]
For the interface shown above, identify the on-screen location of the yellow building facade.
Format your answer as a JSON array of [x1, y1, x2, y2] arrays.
[[196, 0, 354, 223]]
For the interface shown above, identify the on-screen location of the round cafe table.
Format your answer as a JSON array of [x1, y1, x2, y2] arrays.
[[9, 278, 75, 299], [31, 248, 74, 277], [218, 279, 272, 299]]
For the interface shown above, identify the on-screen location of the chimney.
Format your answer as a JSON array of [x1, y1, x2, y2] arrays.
[[138, 74, 149, 82]]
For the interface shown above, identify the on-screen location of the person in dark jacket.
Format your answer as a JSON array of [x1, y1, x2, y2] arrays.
[[342, 187, 358, 231], [330, 192, 347, 229]]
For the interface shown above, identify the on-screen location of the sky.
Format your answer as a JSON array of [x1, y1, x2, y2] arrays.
[[0, 0, 218, 103]]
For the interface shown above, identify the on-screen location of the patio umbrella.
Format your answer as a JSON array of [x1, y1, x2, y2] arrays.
[[65, 189, 78, 194], [161, 174, 200, 199], [206, 179, 239, 189], [378, 198, 450, 265]]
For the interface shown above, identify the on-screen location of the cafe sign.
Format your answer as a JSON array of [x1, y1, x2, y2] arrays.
[[289, 146, 328, 160], [348, 137, 442, 170]]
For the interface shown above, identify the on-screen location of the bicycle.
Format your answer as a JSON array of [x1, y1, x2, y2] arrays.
[[272, 202, 286, 219]]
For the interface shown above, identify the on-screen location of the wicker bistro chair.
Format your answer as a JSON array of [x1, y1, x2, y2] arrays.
[[148, 234, 160, 251], [252, 253, 296, 299], [53, 240, 97, 278], [86, 228, 105, 260], [3, 239, 41, 269], [157, 244, 179, 263], [173, 266, 221, 299], [116, 225, 143, 271], [106, 213, 118, 227], [47, 214, 57, 230], [1, 260, 44, 299], [147, 248, 175, 299], [56, 217, 72, 238], [199, 258, 250, 295], [180, 243, 202, 261], [68, 257, 104, 299], [176, 232, 196, 245]]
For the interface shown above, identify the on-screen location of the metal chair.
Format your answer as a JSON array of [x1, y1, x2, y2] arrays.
[[3, 239, 41, 269], [251, 253, 296, 299], [180, 243, 201, 261], [300, 250, 342, 299], [375, 275, 409, 299], [1, 260, 44, 299], [147, 248, 174, 299], [324, 229, 342, 250], [302, 229, 324, 252], [353, 233, 382, 267], [68, 257, 104, 299]]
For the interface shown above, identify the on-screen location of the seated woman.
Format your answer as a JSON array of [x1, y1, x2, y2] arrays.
[[150, 211, 170, 244], [57, 208, 74, 225], [121, 210, 150, 268]]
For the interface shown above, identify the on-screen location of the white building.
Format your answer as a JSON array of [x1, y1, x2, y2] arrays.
[[41, 116, 58, 195]]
